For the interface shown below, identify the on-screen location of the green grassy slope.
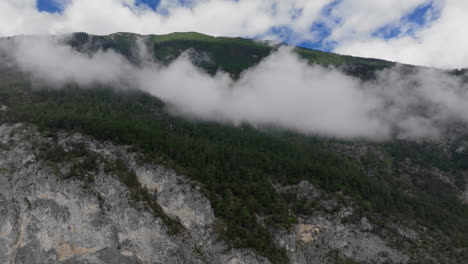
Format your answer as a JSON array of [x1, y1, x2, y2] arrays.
[[147, 31, 394, 67], [69, 32, 395, 78]]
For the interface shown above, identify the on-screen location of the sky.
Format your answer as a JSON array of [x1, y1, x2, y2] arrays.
[[0, 0, 466, 68]]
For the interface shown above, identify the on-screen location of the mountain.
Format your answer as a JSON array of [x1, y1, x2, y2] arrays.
[[0, 32, 467, 264], [67, 32, 394, 77]]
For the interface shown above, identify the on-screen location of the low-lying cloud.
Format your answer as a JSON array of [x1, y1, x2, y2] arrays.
[[1, 36, 467, 140]]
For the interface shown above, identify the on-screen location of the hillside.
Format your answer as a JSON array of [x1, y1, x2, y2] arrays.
[[67, 32, 395, 78], [0, 32, 467, 264]]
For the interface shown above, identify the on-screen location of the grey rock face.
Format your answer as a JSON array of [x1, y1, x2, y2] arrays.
[[0, 124, 445, 264], [275, 181, 409, 264], [0, 124, 267, 264]]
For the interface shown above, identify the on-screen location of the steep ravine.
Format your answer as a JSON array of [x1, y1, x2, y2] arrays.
[[0, 123, 454, 263]]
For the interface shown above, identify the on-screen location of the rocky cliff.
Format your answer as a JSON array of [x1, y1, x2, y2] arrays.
[[0, 123, 270, 264], [1, 123, 454, 264]]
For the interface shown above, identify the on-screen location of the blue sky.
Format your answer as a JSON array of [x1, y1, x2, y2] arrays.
[[36, 0, 438, 52], [37, 0, 162, 12], [372, 1, 439, 39], [37, 0, 64, 13]]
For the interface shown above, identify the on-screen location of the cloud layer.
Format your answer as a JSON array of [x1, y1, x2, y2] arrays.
[[0, 0, 466, 68], [335, 0, 468, 69], [2, 36, 467, 140]]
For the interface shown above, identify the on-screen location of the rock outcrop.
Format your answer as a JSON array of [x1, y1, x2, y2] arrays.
[[0, 123, 453, 263], [0, 123, 268, 264]]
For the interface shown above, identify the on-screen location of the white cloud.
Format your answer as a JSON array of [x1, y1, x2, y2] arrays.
[[328, 0, 428, 41], [9, 36, 132, 86], [2, 36, 468, 140], [335, 0, 468, 68], [0, 0, 466, 68], [0, 0, 329, 40]]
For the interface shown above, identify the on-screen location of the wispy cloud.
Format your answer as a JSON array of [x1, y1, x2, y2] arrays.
[[2, 36, 467, 140], [335, 0, 468, 69]]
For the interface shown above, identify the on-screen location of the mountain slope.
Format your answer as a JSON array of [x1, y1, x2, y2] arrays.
[[68, 31, 395, 78], [0, 32, 467, 264]]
